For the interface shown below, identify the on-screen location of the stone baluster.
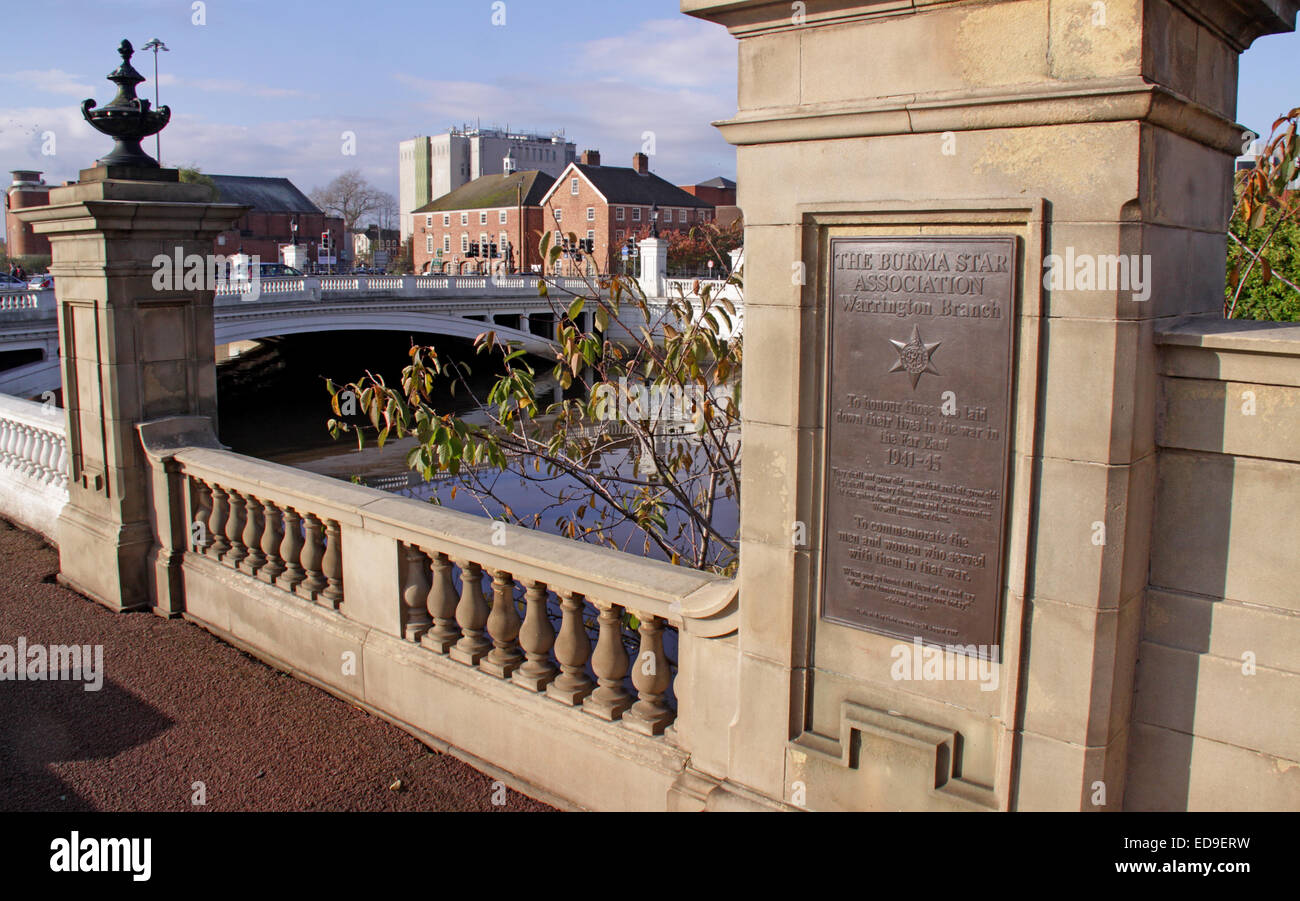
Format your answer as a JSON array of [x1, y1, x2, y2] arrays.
[[240, 493, 266, 575], [421, 551, 460, 654], [53, 440, 67, 488], [623, 614, 674, 735], [480, 569, 523, 678], [298, 513, 327, 600], [17, 426, 34, 475], [190, 480, 213, 553], [0, 420, 14, 467], [584, 603, 633, 720], [449, 561, 492, 665], [546, 590, 594, 706], [279, 507, 305, 590], [319, 520, 344, 608], [224, 489, 247, 567], [258, 499, 285, 583], [402, 544, 432, 640], [512, 580, 557, 692], [208, 485, 230, 559]]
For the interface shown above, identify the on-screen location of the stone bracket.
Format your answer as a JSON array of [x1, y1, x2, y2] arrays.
[[791, 701, 999, 811]]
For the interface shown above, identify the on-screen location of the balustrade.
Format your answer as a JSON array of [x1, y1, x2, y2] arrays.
[[171, 464, 699, 741], [181, 476, 343, 609]]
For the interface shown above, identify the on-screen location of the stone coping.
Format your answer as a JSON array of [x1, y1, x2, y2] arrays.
[[0, 392, 65, 433], [1155, 316, 1300, 355]]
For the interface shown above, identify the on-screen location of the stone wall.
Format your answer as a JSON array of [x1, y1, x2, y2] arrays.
[[1125, 318, 1300, 810], [0, 393, 68, 539]]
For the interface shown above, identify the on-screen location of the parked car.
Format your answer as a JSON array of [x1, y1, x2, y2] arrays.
[[258, 263, 303, 279], [0, 272, 27, 288], [27, 273, 54, 289]]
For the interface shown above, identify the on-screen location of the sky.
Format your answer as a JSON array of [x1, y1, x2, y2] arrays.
[[0, 0, 1294, 227]]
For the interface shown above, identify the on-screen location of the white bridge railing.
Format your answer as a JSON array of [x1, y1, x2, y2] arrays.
[[0, 393, 69, 539]]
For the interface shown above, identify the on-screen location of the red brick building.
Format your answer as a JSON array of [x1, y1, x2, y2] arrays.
[[208, 175, 346, 271], [4, 171, 53, 259], [411, 170, 555, 275], [539, 152, 715, 275], [678, 176, 736, 207]]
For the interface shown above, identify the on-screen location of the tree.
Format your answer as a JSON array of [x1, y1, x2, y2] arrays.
[[326, 230, 744, 575], [177, 164, 218, 201], [309, 169, 393, 235], [1226, 107, 1300, 320]]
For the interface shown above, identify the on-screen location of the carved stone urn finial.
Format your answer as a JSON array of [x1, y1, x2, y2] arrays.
[[81, 38, 171, 168]]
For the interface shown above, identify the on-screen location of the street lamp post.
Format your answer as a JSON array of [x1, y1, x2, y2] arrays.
[[650, 202, 660, 239], [141, 39, 169, 165]]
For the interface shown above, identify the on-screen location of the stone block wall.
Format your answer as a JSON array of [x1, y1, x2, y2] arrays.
[[1125, 318, 1300, 810]]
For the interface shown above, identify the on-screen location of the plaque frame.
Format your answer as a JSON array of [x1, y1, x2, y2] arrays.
[[817, 234, 1018, 659]]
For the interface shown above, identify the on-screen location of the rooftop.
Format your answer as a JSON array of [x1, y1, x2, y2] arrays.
[[413, 170, 557, 213], [209, 174, 322, 214], [572, 164, 714, 208]]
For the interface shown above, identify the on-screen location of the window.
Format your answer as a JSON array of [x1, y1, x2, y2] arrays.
[[426, 236, 433, 252], [586, 229, 595, 243], [443, 214, 450, 227], [479, 211, 487, 225], [586, 207, 595, 221], [680, 209, 688, 223], [500, 231, 508, 249], [570, 178, 579, 195], [499, 210, 508, 225], [616, 229, 624, 241], [616, 206, 624, 221], [425, 214, 432, 227], [461, 212, 469, 226], [632, 208, 641, 222], [461, 235, 469, 252], [554, 209, 562, 222], [443, 236, 451, 252]]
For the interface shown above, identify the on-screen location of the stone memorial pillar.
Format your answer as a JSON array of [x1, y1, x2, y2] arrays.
[[685, 0, 1297, 809], [17, 41, 247, 612]]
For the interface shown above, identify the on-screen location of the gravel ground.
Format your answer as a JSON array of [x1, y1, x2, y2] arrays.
[[0, 519, 553, 812]]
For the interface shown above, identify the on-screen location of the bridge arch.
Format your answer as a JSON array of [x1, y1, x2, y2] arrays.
[[214, 309, 556, 356]]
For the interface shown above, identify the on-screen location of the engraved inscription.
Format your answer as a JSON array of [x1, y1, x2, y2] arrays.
[[821, 236, 1017, 652]]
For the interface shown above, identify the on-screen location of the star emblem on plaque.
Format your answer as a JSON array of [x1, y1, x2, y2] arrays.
[[888, 325, 941, 388]]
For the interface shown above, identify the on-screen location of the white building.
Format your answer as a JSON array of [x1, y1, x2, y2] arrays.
[[399, 126, 577, 241]]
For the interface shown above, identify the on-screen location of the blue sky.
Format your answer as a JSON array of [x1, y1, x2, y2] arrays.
[[0, 0, 1293, 214]]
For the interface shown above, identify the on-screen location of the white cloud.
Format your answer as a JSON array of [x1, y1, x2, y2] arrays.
[[576, 18, 737, 90], [0, 70, 98, 97]]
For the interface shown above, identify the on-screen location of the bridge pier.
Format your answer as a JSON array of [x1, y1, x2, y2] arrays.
[[17, 167, 246, 612]]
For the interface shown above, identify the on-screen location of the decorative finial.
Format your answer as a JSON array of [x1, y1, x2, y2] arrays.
[[81, 37, 170, 169]]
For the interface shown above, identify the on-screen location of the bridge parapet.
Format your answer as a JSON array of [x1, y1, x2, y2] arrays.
[[0, 393, 69, 538], [135, 419, 738, 809]]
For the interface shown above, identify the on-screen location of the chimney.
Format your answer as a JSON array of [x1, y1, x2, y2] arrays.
[[632, 153, 649, 175], [579, 149, 601, 166]]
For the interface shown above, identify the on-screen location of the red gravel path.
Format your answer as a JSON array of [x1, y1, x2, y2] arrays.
[[0, 519, 553, 812]]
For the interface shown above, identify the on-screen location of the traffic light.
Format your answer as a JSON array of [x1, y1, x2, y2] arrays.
[[489, 242, 498, 258], [468, 242, 479, 258], [582, 238, 594, 253], [320, 231, 331, 248]]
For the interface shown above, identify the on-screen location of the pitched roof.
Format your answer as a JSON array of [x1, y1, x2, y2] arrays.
[[414, 170, 556, 213], [696, 176, 736, 189], [209, 174, 322, 213], [569, 164, 713, 208]]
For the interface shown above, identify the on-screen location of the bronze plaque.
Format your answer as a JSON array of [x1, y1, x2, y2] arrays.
[[821, 236, 1017, 655]]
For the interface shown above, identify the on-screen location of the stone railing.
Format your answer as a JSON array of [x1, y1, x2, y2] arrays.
[[0, 287, 55, 319], [172, 444, 727, 736], [0, 392, 69, 539], [136, 418, 738, 809]]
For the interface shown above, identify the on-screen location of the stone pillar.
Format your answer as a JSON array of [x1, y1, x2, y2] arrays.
[[17, 167, 247, 612], [637, 237, 667, 298], [685, 0, 1298, 810]]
